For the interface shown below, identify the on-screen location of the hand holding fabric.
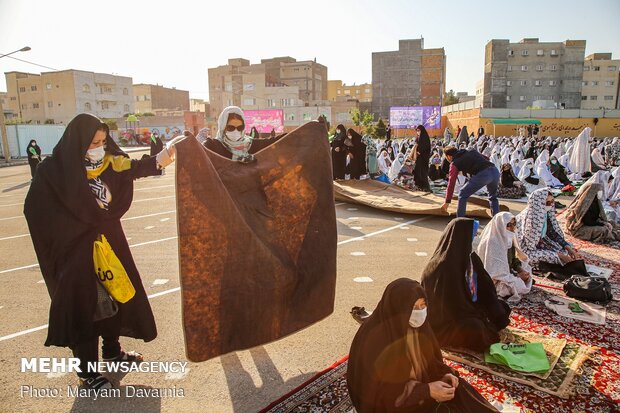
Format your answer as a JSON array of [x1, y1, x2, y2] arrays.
[[441, 373, 459, 389], [429, 381, 455, 402]]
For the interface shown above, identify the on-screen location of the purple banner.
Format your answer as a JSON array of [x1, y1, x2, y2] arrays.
[[389, 106, 441, 129], [243, 110, 285, 133]]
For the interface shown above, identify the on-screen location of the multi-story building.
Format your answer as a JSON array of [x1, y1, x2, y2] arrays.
[[208, 57, 327, 118], [372, 38, 446, 120], [4, 70, 133, 124], [475, 80, 484, 107], [483, 38, 586, 109], [581, 53, 620, 110], [327, 81, 372, 102], [456, 92, 475, 103], [133, 84, 189, 114]]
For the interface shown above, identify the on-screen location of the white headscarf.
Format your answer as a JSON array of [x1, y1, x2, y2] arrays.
[[608, 167, 620, 201], [591, 147, 605, 169], [518, 159, 535, 181], [578, 170, 611, 200], [568, 127, 592, 175], [216, 106, 253, 160], [477, 211, 515, 278]]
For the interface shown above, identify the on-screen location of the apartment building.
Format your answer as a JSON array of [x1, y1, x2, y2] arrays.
[[133, 84, 189, 114], [581, 53, 620, 110], [327, 80, 372, 102]]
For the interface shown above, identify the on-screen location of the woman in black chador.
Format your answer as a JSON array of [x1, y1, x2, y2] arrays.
[[26, 139, 42, 178], [24, 113, 180, 390], [331, 124, 348, 180], [421, 219, 511, 353], [347, 128, 367, 179], [347, 278, 499, 413], [413, 125, 431, 191]]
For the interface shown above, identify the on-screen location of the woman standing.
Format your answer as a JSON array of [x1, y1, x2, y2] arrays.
[[347, 278, 499, 412], [362, 134, 379, 177], [413, 125, 431, 192], [26, 139, 42, 179], [24, 113, 179, 390], [331, 124, 348, 180]]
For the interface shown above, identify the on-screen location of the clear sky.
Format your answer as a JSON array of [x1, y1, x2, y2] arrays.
[[1, 0, 619, 101]]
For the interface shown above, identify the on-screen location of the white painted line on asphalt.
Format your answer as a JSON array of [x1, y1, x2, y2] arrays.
[[415, 252, 428, 257], [335, 202, 346, 206], [350, 252, 366, 256], [394, 217, 404, 221], [407, 238, 418, 242], [353, 277, 373, 283], [1, 237, 178, 274], [0, 234, 29, 241], [160, 218, 171, 222], [0, 216, 431, 341], [133, 195, 175, 203], [134, 184, 175, 192], [400, 226, 410, 230], [0, 287, 181, 342], [347, 208, 358, 211], [122, 210, 175, 221], [144, 226, 155, 230], [350, 226, 363, 230], [338, 216, 430, 246], [127, 238, 132, 241], [0, 215, 22, 221], [0, 263, 39, 274], [37, 280, 45, 284], [166, 368, 189, 380], [152, 279, 169, 286], [347, 217, 360, 220]]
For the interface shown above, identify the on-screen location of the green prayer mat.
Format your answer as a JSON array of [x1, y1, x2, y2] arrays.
[[485, 342, 551, 373]]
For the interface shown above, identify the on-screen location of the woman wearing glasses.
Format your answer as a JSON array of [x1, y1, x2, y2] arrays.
[[203, 106, 280, 162], [476, 212, 533, 303]]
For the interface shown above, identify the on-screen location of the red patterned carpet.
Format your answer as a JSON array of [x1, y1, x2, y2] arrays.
[[260, 233, 620, 413]]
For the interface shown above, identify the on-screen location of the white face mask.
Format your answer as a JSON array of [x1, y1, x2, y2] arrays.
[[86, 145, 105, 162], [408, 307, 427, 328], [545, 205, 553, 212], [225, 130, 243, 142]]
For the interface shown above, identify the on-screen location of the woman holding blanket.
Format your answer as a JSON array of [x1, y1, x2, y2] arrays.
[[24, 113, 181, 390]]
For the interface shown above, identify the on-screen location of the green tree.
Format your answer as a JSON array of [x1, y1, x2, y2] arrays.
[[375, 118, 387, 139], [444, 89, 459, 106], [102, 118, 118, 130], [349, 108, 377, 137]]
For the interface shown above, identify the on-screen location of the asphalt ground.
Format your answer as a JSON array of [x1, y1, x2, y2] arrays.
[[0, 150, 532, 412]]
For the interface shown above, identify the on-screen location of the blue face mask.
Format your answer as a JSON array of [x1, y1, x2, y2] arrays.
[[472, 220, 480, 240]]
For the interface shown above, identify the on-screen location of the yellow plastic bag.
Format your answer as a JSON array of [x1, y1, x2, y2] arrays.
[[93, 234, 135, 303]]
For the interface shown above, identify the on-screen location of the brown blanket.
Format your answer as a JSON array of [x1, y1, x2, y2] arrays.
[[175, 121, 337, 362], [334, 180, 508, 218]]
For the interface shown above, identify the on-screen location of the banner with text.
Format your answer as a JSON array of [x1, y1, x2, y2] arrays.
[[244, 110, 285, 134], [389, 106, 441, 129]]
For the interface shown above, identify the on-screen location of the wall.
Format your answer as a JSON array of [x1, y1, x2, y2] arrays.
[[0, 124, 65, 158]]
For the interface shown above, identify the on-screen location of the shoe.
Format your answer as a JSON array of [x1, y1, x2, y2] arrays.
[[103, 350, 144, 364], [350, 306, 371, 324], [554, 201, 566, 209], [80, 374, 113, 390]]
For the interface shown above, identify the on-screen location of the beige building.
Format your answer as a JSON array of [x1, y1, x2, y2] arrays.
[[4, 70, 133, 124], [327, 81, 372, 102], [208, 57, 327, 118], [133, 84, 189, 114], [581, 53, 620, 110]]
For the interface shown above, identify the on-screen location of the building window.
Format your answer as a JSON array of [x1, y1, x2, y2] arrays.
[[19, 86, 26, 93], [608, 66, 617, 71], [549, 65, 557, 71], [225, 83, 232, 92], [303, 113, 312, 121], [592, 81, 599, 86], [46, 83, 52, 90], [519, 96, 526, 102], [507, 65, 512, 72], [287, 113, 295, 120], [227, 99, 233, 106], [605, 81, 615, 86], [581, 96, 587, 101], [355, 90, 360, 94], [10, 97, 16, 101], [83, 84, 90, 93], [32, 103, 39, 109], [124, 104, 130, 111], [520, 80, 527, 86], [521, 65, 528, 71], [506, 80, 512, 87], [537, 49, 544, 56], [364, 88, 371, 93], [102, 102, 109, 109], [344, 89, 350, 94], [550, 49, 558, 56], [535, 80, 542, 86], [21, 104, 27, 109], [536, 65, 543, 71], [549, 80, 557, 86], [508, 50, 514, 56], [85, 102, 92, 110], [267, 99, 276, 107], [583, 66, 590, 71], [593, 66, 600, 71], [590, 96, 597, 100], [506, 95, 511, 101], [31, 85, 37, 91], [604, 96, 614, 100], [337, 90, 341, 95], [281, 98, 294, 107], [582, 81, 588, 86], [243, 83, 255, 91], [521, 50, 529, 56], [243, 98, 256, 106], [123, 88, 128, 95], [47, 101, 53, 108]]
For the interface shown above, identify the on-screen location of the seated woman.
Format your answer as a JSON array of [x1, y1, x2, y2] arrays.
[[498, 163, 526, 199], [536, 151, 563, 188], [565, 182, 620, 243], [347, 278, 499, 413], [549, 156, 572, 186], [378, 148, 392, 176], [203, 106, 279, 162], [428, 151, 445, 181], [477, 212, 533, 303], [517, 158, 543, 192], [516, 188, 580, 267], [421, 219, 511, 353]]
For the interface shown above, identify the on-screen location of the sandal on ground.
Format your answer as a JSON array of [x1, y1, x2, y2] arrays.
[[350, 306, 371, 324], [103, 350, 144, 363], [80, 374, 113, 390]]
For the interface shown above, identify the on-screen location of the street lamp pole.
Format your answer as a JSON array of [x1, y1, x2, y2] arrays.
[[0, 46, 31, 162]]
